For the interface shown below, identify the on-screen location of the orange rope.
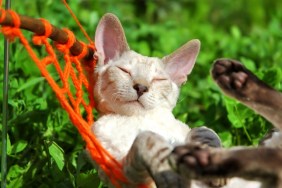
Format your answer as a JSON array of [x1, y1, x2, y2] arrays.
[[0, 8, 131, 187], [62, 0, 94, 45]]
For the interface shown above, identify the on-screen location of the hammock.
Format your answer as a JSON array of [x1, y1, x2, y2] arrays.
[[0, 2, 140, 187]]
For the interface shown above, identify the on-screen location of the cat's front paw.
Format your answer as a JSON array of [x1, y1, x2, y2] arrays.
[[169, 144, 228, 187], [211, 59, 251, 98], [211, 58, 274, 103]]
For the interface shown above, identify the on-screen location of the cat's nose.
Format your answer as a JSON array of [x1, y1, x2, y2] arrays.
[[133, 83, 148, 97]]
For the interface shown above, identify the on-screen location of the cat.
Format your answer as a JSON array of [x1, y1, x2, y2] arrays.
[[170, 59, 282, 188], [90, 13, 224, 188]]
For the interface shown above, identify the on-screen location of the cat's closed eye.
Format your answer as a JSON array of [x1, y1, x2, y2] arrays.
[[117, 66, 131, 76], [152, 77, 168, 83]]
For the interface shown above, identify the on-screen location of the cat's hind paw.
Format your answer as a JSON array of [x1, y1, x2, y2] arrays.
[[170, 143, 211, 178], [169, 144, 228, 187]]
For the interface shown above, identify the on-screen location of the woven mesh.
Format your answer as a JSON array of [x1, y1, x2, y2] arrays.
[[0, 8, 131, 187]]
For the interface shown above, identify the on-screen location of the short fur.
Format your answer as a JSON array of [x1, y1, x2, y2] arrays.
[[91, 13, 222, 187]]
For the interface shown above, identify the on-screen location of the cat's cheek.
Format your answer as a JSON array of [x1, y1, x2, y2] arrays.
[[165, 83, 180, 108], [153, 82, 179, 109], [137, 95, 154, 109]]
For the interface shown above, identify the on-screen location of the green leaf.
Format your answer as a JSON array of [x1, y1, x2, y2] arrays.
[[240, 57, 256, 72], [224, 98, 244, 128], [5, 133, 12, 156], [219, 132, 233, 148], [6, 163, 31, 188], [76, 170, 100, 188], [48, 142, 65, 171], [231, 25, 241, 39], [9, 140, 28, 155], [16, 77, 45, 93]]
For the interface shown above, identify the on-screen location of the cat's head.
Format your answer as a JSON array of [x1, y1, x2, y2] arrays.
[[93, 13, 200, 116]]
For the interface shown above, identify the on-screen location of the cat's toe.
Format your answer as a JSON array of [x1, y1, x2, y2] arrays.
[[230, 71, 248, 90], [170, 144, 211, 178], [211, 58, 233, 78]]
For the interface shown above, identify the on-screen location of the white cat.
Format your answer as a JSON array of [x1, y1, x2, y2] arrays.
[[91, 13, 222, 187], [90, 13, 262, 188]]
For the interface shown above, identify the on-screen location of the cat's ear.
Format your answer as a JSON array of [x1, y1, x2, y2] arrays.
[[163, 39, 200, 86], [95, 13, 130, 64]]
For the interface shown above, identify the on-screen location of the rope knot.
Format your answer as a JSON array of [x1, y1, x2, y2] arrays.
[[69, 42, 92, 61], [32, 19, 52, 45], [1, 10, 21, 41], [55, 29, 75, 53]]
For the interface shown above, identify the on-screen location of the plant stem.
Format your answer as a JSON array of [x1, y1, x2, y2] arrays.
[[1, 1, 11, 188]]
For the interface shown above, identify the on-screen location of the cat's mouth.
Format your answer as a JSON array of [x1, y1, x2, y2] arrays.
[[127, 99, 145, 108]]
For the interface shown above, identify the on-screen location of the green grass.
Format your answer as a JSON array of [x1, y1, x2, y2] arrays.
[[1, 0, 282, 187]]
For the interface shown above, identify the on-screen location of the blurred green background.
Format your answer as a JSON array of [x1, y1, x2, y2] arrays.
[[1, 0, 282, 187]]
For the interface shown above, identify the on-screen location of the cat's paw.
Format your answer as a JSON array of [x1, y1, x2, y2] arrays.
[[169, 144, 228, 187], [211, 58, 267, 102], [186, 126, 221, 148], [170, 143, 211, 178], [211, 59, 250, 98]]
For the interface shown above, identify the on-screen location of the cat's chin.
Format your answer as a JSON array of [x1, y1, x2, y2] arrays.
[[116, 100, 148, 116], [103, 99, 159, 116], [127, 100, 145, 108]]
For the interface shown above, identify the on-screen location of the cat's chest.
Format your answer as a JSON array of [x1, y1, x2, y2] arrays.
[[92, 109, 190, 161]]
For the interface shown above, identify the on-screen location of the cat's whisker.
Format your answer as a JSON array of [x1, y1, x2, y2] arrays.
[[177, 96, 186, 104]]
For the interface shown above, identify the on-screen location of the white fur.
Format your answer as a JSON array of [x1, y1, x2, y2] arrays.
[[223, 178, 262, 188], [262, 131, 282, 148], [92, 108, 190, 161], [190, 178, 261, 188]]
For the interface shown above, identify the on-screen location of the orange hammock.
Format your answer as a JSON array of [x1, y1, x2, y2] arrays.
[[0, 4, 144, 188]]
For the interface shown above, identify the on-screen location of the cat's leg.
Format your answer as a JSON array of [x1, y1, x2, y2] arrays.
[[170, 144, 282, 188], [123, 131, 190, 188], [211, 58, 282, 130], [185, 127, 221, 148], [186, 127, 227, 187]]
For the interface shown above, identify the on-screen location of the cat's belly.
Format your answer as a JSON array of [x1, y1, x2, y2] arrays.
[[91, 110, 190, 161]]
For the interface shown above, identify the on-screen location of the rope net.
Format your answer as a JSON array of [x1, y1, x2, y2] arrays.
[[0, 7, 131, 188]]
